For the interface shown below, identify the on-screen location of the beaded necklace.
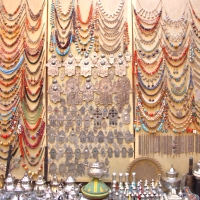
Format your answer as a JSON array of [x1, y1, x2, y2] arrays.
[[24, 79, 43, 97], [26, 0, 45, 21], [0, 50, 23, 64], [24, 47, 44, 65], [25, 69, 44, 87], [136, 38, 160, 53], [0, 42, 23, 55], [189, 1, 200, 22], [0, 147, 19, 161], [0, 77, 21, 94], [26, 18, 42, 33], [24, 86, 43, 103], [1, 0, 22, 15]]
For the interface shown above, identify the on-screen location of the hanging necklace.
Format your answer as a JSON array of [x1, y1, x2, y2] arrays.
[[24, 48, 44, 65], [1, 0, 22, 16], [24, 78, 43, 97], [25, 69, 44, 86], [26, 0, 45, 21], [26, 18, 42, 33], [24, 86, 43, 103]]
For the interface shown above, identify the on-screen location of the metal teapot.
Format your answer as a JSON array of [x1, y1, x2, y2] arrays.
[[21, 172, 33, 192], [33, 175, 47, 198], [4, 173, 15, 192], [64, 176, 81, 196], [86, 161, 109, 179]]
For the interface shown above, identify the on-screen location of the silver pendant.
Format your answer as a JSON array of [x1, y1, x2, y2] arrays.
[[92, 68, 98, 79], [60, 98, 66, 107], [56, 146, 65, 159], [121, 147, 127, 158], [96, 78, 113, 106], [97, 130, 105, 143], [49, 162, 57, 176], [108, 147, 113, 158], [102, 120, 108, 130], [114, 52, 128, 76], [77, 163, 85, 176], [87, 130, 95, 143], [57, 112, 64, 126], [96, 54, 111, 77], [115, 147, 120, 158], [124, 50, 132, 62], [66, 112, 73, 127], [128, 146, 134, 157], [65, 145, 74, 160], [122, 108, 130, 124], [75, 54, 82, 64], [79, 54, 93, 77], [115, 77, 131, 108], [90, 52, 98, 65], [48, 79, 63, 103], [48, 105, 53, 113], [102, 107, 108, 118], [57, 130, 65, 144], [75, 147, 81, 159], [69, 129, 76, 144], [109, 69, 115, 80], [46, 53, 61, 77], [48, 128, 56, 144], [62, 106, 67, 115], [81, 78, 95, 102], [76, 114, 82, 127], [93, 107, 103, 128], [107, 131, 114, 144], [116, 131, 124, 144], [109, 54, 115, 65], [92, 147, 99, 159], [108, 107, 118, 127], [49, 113, 56, 127], [49, 147, 57, 160], [105, 157, 109, 166], [79, 106, 85, 115], [59, 68, 65, 81], [64, 78, 82, 105], [80, 130, 86, 143], [70, 105, 77, 117], [67, 162, 76, 176], [63, 53, 77, 77], [176, 110, 183, 118], [83, 146, 90, 159], [59, 163, 67, 177], [125, 130, 134, 143], [84, 114, 91, 129], [100, 148, 106, 158]]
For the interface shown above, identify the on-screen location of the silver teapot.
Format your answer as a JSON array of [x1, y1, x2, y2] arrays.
[[194, 160, 200, 179], [86, 161, 109, 179], [4, 173, 15, 192], [50, 174, 60, 193], [11, 181, 26, 200], [21, 172, 33, 192], [64, 176, 81, 196], [33, 175, 47, 198]]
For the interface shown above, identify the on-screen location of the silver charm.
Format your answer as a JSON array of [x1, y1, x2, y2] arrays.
[[59, 68, 65, 81], [56, 147, 65, 159], [114, 52, 128, 76], [79, 106, 85, 115], [124, 50, 132, 62], [116, 131, 124, 144], [75, 54, 82, 64], [122, 108, 131, 124], [97, 130, 105, 143], [48, 105, 53, 113], [102, 107, 108, 118], [96, 78, 113, 106], [46, 53, 61, 77], [59, 163, 67, 177], [48, 128, 56, 144], [57, 130, 66, 144], [100, 148, 106, 158], [80, 130, 86, 143], [92, 68, 98, 79], [49, 147, 57, 160], [108, 107, 119, 127], [71, 105, 77, 117], [79, 54, 93, 77], [108, 147, 113, 158], [96, 54, 111, 77], [109, 69, 115, 80], [92, 147, 99, 159], [84, 114, 91, 130], [107, 131, 114, 144], [62, 106, 67, 115], [69, 129, 76, 144], [81, 78, 96, 102], [128, 146, 134, 157], [63, 53, 77, 76], [49, 162, 57, 175], [60, 98, 66, 107], [105, 157, 109, 166], [102, 120, 108, 130], [65, 146, 74, 160], [75, 147, 81, 159], [115, 77, 131, 108], [125, 130, 134, 143], [66, 112, 73, 127], [67, 162, 76, 176], [109, 54, 115, 65], [121, 147, 127, 158], [83, 146, 90, 159], [57, 112, 64, 126], [115, 147, 120, 158], [48, 79, 63, 103], [87, 130, 94, 143], [77, 163, 85, 176], [92, 107, 103, 128], [76, 114, 82, 127], [90, 52, 98, 65], [49, 113, 56, 126], [64, 78, 82, 105]]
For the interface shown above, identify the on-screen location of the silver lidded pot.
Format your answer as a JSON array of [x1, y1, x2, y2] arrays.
[[193, 160, 200, 179], [64, 176, 81, 196], [50, 174, 60, 193], [33, 175, 47, 198], [11, 181, 26, 200], [162, 164, 181, 190], [21, 172, 32, 192], [4, 173, 15, 192]]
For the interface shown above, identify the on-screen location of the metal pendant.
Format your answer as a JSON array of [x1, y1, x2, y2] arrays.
[[60, 98, 66, 107], [107, 131, 114, 144], [66, 112, 73, 127], [49, 162, 57, 175], [59, 163, 67, 177], [79, 106, 85, 115], [102, 108, 108, 118], [114, 52, 128, 76], [93, 107, 103, 128], [97, 130, 105, 143], [57, 130, 66, 144], [57, 146, 65, 159], [96, 78, 113, 106], [125, 130, 134, 143], [63, 53, 77, 76], [122, 108, 130, 124], [108, 147, 113, 158], [83, 146, 90, 159], [64, 78, 82, 105], [109, 69, 115, 80], [80, 130, 86, 143], [84, 114, 91, 129], [77, 163, 85, 176], [57, 112, 64, 126], [128, 146, 134, 157], [116, 131, 124, 144], [102, 120, 108, 130], [46, 53, 61, 77], [49, 147, 57, 160], [75, 54, 82, 64], [67, 162, 76, 175], [65, 145, 74, 160], [59, 68, 65, 81], [100, 148, 106, 158], [69, 129, 76, 144], [88, 105, 94, 115], [71, 105, 77, 117], [81, 78, 95, 102], [79, 54, 93, 77], [75, 147, 81, 159], [92, 68, 98, 79], [108, 107, 118, 127], [49, 113, 56, 126], [121, 147, 127, 158], [124, 50, 132, 62], [87, 130, 94, 143], [48, 105, 53, 113], [48, 79, 63, 103], [76, 114, 82, 127], [105, 157, 109, 166], [115, 77, 131, 108], [92, 147, 99, 159], [96, 54, 111, 77], [90, 52, 98, 65], [62, 106, 67, 115], [109, 54, 115, 65], [48, 128, 56, 144], [115, 147, 120, 158]]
